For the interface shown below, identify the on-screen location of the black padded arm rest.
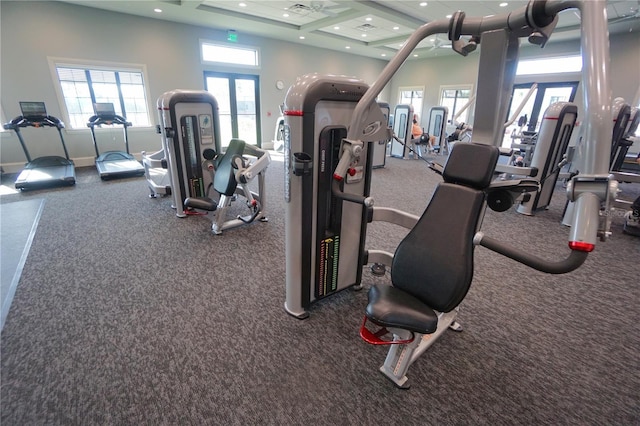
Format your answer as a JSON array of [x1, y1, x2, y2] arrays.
[[365, 285, 438, 334], [213, 139, 246, 196]]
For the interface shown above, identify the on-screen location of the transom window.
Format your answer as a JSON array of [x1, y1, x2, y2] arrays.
[[516, 55, 582, 76], [200, 40, 260, 68], [53, 64, 150, 129]]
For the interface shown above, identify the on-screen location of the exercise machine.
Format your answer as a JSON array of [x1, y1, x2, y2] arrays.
[[611, 103, 638, 172], [604, 99, 640, 230], [563, 97, 636, 227], [427, 106, 449, 154], [184, 138, 270, 235], [3, 102, 75, 190], [491, 101, 578, 216], [148, 89, 221, 215], [284, 0, 615, 389], [389, 104, 413, 159], [283, 73, 388, 319], [371, 102, 390, 168], [273, 114, 286, 152], [87, 102, 145, 180]]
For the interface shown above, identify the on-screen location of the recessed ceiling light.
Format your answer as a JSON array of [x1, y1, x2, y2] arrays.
[[361, 34, 367, 37], [413, 54, 419, 57], [346, 46, 351, 49], [283, 13, 289, 17], [239, 2, 247, 7], [381, 53, 386, 57], [299, 36, 305, 39], [366, 17, 372, 21], [393, 26, 399, 30], [154, 8, 162, 13], [420, 2, 427, 6], [500, 2, 508, 6], [334, 26, 340, 30], [446, 14, 452, 18]]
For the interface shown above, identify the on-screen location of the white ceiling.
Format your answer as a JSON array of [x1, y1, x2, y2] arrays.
[[61, 0, 640, 60]]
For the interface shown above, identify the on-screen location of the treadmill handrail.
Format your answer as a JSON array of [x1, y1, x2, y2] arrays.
[[5, 115, 65, 130], [87, 114, 131, 128]]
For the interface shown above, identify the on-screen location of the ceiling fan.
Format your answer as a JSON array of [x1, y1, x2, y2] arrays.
[[309, 1, 346, 17], [428, 35, 452, 51]]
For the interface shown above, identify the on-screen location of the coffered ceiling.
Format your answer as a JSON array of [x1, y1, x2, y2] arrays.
[[61, 0, 640, 59]]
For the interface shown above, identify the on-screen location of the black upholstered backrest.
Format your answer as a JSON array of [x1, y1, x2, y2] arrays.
[[391, 143, 499, 312], [214, 139, 246, 196]]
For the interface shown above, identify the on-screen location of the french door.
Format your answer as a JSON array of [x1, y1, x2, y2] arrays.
[[204, 72, 261, 149], [503, 81, 579, 147]]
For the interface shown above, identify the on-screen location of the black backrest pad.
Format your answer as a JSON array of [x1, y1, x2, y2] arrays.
[[442, 143, 500, 189], [391, 184, 485, 312], [390, 143, 499, 313], [214, 139, 246, 196]]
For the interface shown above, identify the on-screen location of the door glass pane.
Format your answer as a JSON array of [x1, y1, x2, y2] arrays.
[[537, 87, 574, 131], [206, 77, 233, 148], [503, 87, 538, 148], [235, 79, 257, 145]]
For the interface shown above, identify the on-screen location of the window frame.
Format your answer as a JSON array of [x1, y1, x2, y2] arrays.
[[48, 57, 153, 130], [397, 86, 424, 119], [439, 84, 474, 124], [200, 39, 261, 69]]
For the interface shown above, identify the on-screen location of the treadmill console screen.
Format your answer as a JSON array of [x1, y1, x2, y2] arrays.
[[94, 103, 116, 117], [20, 101, 47, 119]]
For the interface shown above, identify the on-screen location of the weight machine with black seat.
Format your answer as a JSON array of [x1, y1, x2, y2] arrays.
[[184, 138, 270, 235], [284, 0, 616, 389], [143, 90, 220, 212]]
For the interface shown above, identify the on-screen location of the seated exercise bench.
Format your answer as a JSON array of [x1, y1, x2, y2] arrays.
[[360, 142, 500, 389], [185, 138, 270, 235]]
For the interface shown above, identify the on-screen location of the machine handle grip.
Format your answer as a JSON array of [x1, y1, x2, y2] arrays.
[[475, 233, 588, 274], [331, 179, 373, 207]]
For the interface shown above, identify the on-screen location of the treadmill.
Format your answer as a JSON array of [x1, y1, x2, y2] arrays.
[[87, 102, 145, 180], [3, 102, 76, 190]]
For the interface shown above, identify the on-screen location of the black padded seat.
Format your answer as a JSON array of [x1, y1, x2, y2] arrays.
[[364, 143, 500, 336], [365, 285, 438, 334]]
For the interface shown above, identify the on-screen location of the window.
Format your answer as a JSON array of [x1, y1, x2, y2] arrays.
[[439, 85, 473, 125], [398, 87, 423, 119], [516, 55, 582, 76], [52, 62, 151, 129], [201, 40, 260, 68]]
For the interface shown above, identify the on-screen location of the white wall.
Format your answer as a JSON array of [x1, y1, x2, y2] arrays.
[[0, 1, 389, 170]]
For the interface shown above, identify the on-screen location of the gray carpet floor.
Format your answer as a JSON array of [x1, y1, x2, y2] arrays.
[[0, 151, 638, 425]]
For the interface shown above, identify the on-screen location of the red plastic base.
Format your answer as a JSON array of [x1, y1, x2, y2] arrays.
[[359, 316, 414, 345]]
